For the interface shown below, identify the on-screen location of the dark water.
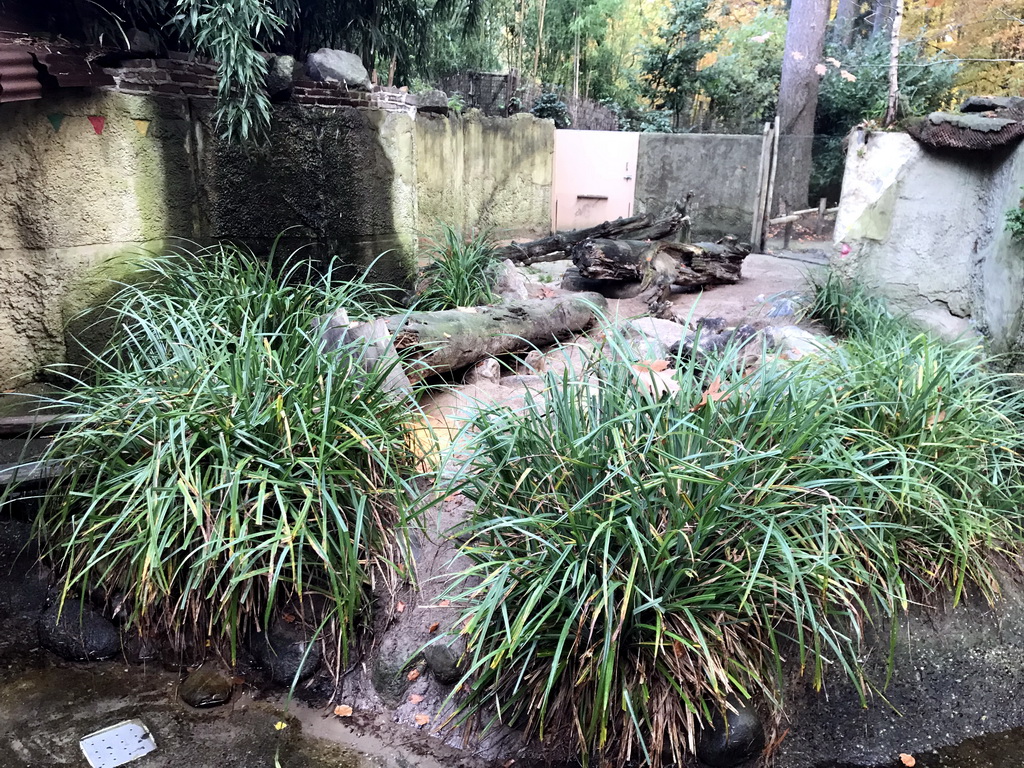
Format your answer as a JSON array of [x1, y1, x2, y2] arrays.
[[827, 728, 1024, 768]]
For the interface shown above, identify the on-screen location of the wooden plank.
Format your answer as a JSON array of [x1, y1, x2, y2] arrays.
[[0, 414, 79, 438]]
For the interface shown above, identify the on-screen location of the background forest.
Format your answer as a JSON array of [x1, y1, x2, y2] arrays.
[[79, 0, 1023, 200]]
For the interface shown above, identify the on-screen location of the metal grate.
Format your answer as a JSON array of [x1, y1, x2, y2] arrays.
[[80, 720, 157, 768]]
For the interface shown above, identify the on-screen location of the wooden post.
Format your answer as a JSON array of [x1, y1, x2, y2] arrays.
[[751, 122, 772, 249], [816, 197, 827, 236], [780, 202, 793, 249], [762, 115, 781, 252]]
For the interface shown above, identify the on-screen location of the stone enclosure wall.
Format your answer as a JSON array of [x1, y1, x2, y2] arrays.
[[0, 88, 554, 387], [634, 133, 764, 241], [834, 129, 1024, 355]]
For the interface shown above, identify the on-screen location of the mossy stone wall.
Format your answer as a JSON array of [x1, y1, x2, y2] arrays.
[[0, 96, 554, 386]]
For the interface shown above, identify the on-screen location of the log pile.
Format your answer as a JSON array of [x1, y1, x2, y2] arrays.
[[499, 198, 751, 316], [564, 236, 750, 316], [497, 197, 692, 265]]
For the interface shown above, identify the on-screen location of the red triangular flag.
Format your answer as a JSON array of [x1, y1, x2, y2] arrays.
[[87, 116, 105, 135]]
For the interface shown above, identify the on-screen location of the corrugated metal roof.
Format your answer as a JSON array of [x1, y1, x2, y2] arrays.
[[0, 45, 42, 103]]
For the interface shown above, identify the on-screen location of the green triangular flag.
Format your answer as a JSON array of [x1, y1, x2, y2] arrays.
[[46, 114, 64, 133]]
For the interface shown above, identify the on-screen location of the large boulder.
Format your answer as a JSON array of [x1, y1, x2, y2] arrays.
[[179, 664, 235, 708], [37, 602, 121, 661], [696, 698, 766, 767], [254, 618, 322, 686], [306, 49, 370, 90], [266, 55, 298, 99]]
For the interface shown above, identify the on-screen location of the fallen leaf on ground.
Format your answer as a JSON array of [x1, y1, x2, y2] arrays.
[[428, 622, 440, 633], [633, 359, 669, 373], [334, 705, 353, 717], [414, 714, 431, 726], [409, 694, 425, 704], [407, 669, 421, 682], [692, 377, 730, 410], [899, 754, 916, 767]]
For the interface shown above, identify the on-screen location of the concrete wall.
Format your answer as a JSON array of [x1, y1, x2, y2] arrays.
[[415, 111, 553, 240], [834, 129, 1024, 350], [0, 93, 555, 386], [634, 133, 763, 241]]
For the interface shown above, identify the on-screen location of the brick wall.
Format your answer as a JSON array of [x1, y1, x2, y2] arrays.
[[102, 52, 220, 100], [102, 54, 371, 109]]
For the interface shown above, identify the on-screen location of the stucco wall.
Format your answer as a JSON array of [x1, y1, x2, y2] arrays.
[[415, 111, 553, 240], [0, 95, 554, 386], [0, 91, 195, 385], [834, 129, 1024, 349], [634, 133, 763, 241]]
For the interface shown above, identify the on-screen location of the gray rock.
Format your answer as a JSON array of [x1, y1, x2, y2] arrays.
[[37, 602, 121, 661], [371, 628, 421, 706], [316, 313, 412, 395], [696, 698, 766, 767], [423, 638, 465, 685], [254, 619, 322, 686], [696, 316, 728, 334], [465, 358, 501, 384], [764, 325, 833, 361], [494, 259, 529, 301], [306, 48, 370, 90], [670, 325, 759, 364], [179, 664, 234, 708], [125, 28, 157, 56], [627, 317, 689, 359], [961, 95, 1024, 114], [416, 90, 450, 115], [266, 55, 298, 99]]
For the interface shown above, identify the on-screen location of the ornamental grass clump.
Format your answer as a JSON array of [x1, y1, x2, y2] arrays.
[[415, 225, 499, 310], [33, 243, 421, 665], [440, 300, 1024, 766]]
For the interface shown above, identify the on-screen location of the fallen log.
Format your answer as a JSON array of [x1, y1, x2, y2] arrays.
[[572, 237, 749, 289], [569, 236, 750, 317], [379, 294, 607, 380], [498, 198, 690, 265]]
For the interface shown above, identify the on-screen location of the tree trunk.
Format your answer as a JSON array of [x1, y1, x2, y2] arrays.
[[884, 0, 904, 126], [381, 295, 606, 380], [498, 201, 689, 265], [871, 0, 894, 38], [776, 0, 831, 211], [832, 0, 860, 46]]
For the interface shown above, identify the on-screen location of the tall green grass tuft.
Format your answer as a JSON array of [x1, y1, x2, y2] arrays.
[[415, 225, 499, 310], [440, 296, 1024, 766], [34, 243, 419, 665]]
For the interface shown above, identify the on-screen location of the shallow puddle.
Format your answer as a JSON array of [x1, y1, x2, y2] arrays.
[[0, 661, 441, 768]]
